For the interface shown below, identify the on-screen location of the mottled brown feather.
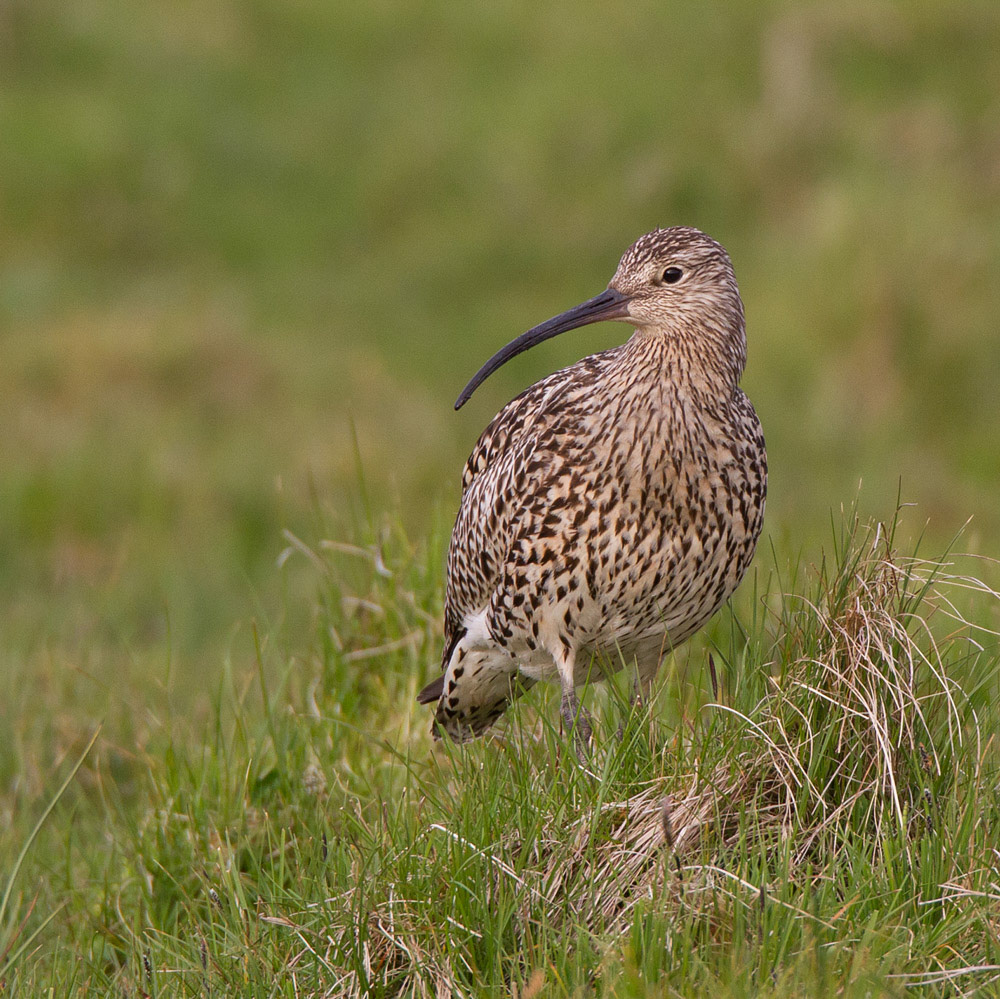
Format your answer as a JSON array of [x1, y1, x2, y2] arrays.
[[422, 227, 767, 743]]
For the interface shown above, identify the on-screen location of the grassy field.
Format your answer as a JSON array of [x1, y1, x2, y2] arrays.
[[2, 0, 1000, 994]]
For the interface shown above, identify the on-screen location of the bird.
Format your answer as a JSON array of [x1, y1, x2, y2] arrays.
[[417, 227, 766, 747]]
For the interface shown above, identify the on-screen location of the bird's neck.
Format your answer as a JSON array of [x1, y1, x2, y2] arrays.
[[623, 321, 746, 400]]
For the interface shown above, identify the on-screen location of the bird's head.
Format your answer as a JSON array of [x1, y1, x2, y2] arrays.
[[455, 226, 746, 410]]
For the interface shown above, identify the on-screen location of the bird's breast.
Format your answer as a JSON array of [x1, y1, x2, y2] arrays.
[[515, 389, 765, 658]]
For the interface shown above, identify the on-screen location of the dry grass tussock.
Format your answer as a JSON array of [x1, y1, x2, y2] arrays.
[[533, 523, 998, 934]]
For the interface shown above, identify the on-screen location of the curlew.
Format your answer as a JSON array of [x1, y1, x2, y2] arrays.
[[417, 227, 766, 746]]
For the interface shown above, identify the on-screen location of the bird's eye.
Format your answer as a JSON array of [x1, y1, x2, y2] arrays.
[[662, 267, 683, 284]]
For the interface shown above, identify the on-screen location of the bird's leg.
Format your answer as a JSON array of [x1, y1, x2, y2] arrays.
[[555, 649, 592, 755], [632, 667, 656, 711], [622, 662, 659, 746], [561, 685, 593, 748], [613, 669, 642, 745]]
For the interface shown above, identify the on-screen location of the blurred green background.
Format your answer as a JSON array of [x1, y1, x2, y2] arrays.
[[1, 0, 999, 724]]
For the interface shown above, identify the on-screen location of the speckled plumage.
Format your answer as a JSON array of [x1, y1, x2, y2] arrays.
[[418, 228, 767, 744]]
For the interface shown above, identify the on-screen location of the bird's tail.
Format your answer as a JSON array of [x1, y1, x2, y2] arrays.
[[420, 641, 534, 742], [416, 674, 444, 704]]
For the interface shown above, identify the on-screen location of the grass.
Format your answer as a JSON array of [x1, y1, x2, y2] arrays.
[[3, 0, 1000, 993], [2, 506, 999, 995]]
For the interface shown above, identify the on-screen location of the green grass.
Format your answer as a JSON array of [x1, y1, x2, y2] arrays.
[[3, 508, 1000, 995], [3, 0, 1000, 993]]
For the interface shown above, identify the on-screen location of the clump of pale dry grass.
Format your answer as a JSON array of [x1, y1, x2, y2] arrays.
[[523, 520, 997, 933]]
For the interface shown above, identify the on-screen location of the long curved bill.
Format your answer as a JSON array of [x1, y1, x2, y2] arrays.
[[455, 288, 631, 409]]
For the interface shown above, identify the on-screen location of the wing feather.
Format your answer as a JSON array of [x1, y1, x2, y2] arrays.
[[441, 347, 623, 662]]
